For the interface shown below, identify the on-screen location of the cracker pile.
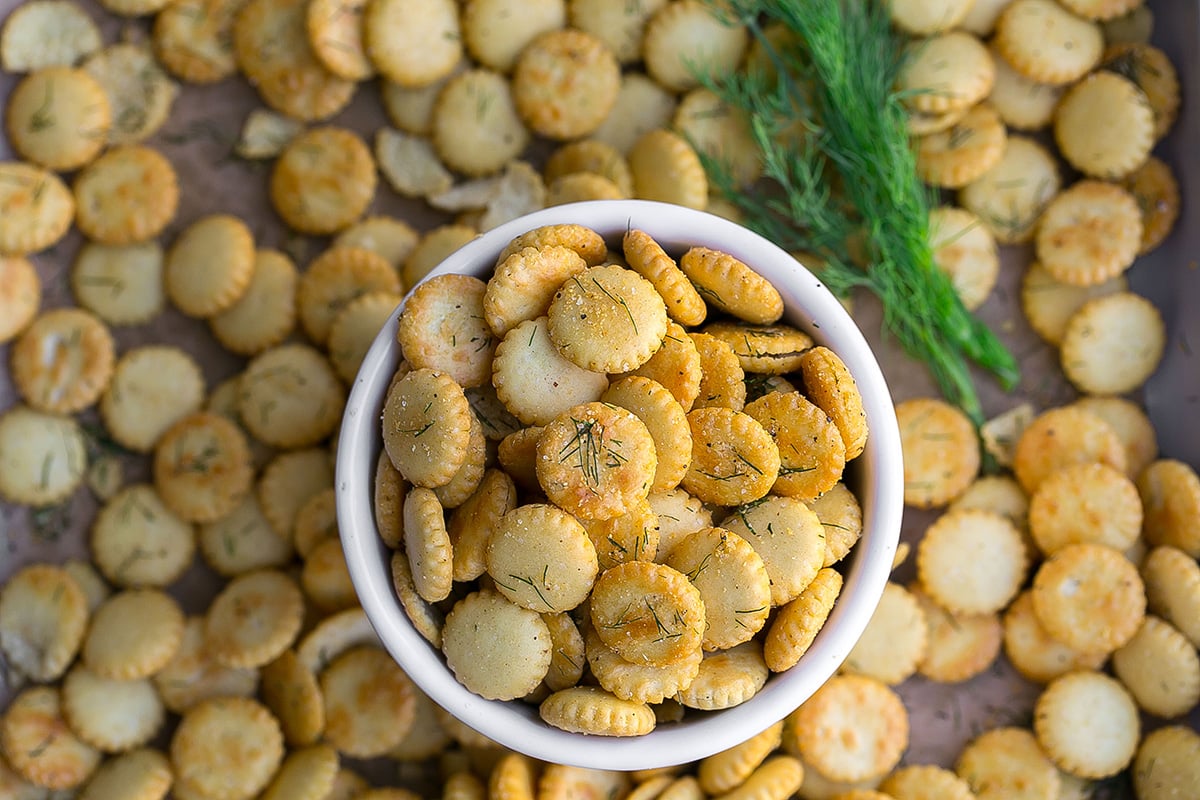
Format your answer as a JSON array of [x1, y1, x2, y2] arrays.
[[0, 0, 1196, 797], [379, 223, 869, 736]]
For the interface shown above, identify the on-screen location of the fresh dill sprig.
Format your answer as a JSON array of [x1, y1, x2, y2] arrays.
[[697, 0, 1019, 424]]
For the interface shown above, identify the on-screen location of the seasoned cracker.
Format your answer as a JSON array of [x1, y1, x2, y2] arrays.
[[71, 241, 164, 326], [78, 747, 173, 800], [698, 721, 781, 795], [626, 322, 703, 412], [72, 145, 178, 246], [1003, 590, 1105, 684], [496, 223, 607, 268], [153, 411, 253, 523], [929, 205, 1000, 311], [0, 405, 87, 506], [1102, 41, 1180, 139], [363, 0, 460, 87], [239, 344, 346, 449], [398, 274, 493, 388], [745, 391, 845, 501], [61, 559, 109, 614], [641, 0, 747, 91], [675, 641, 767, 710], [579, 498, 659, 569], [918, 509, 1027, 615], [895, 397, 980, 508], [61, 664, 164, 752], [879, 766, 974, 800], [890, 0, 974, 33], [1033, 670, 1139, 779], [165, 214, 255, 318], [806, 482, 864, 567], [293, 488, 337, 557], [0, 256, 39, 343], [1055, 71, 1153, 180], [235, 108, 304, 160], [382, 367, 472, 488], [1137, 459, 1200, 556], [210, 249, 298, 356], [1119, 155, 1180, 255], [689, 332, 747, 412], [375, 127, 453, 199], [912, 584, 1002, 684], [1028, 462, 1142, 555], [1, 687, 100, 790], [993, 0, 1104, 85], [0, 161, 73, 256], [320, 646, 416, 757], [589, 561, 704, 666], [430, 69, 530, 177], [799, 346, 869, 461], [1111, 615, 1200, 718], [10, 307, 114, 415], [334, 215, 419, 269], [153, 617, 259, 714], [648, 488, 713, 562], [590, 72, 677, 155], [1072, 396, 1157, 479], [622, 229, 705, 327], [402, 486, 453, 603], [485, 245, 587, 337], [1020, 261, 1128, 346], [787, 675, 908, 783], [442, 590, 552, 701], [1133, 725, 1200, 799], [547, 264, 668, 373], [987, 45, 1064, 130], [446, 467, 514, 581], [680, 247, 783, 326], [488, 503, 598, 613], [955, 727, 1062, 800], [391, 550, 444, 646], [0, 0, 101, 71], [270, 126, 376, 235], [306, 0, 372, 80], [1032, 543, 1145, 655], [714, 756, 803, 800], [0, 563, 88, 683], [602, 376, 691, 492], [841, 582, 927, 686], [958, 135, 1060, 244], [546, 139, 634, 197], [91, 484, 195, 588], [390, 687, 453, 761], [585, 626, 700, 704], [1142, 546, 1200, 648], [152, 0, 241, 83], [100, 345, 204, 453], [667, 527, 771, 650], [206, 569, 304, 669], [170, 697, 284, 800], [722, 495, 826, 608], [627, 129, 708, 210], [296, 607, 381, 675], [899, 31, 995, 114], [463, 0, 565, 72], [380, 70, 455, 136], [682, 407, 779, 507], [704, 322, 813, 376], [673, 87, 762, 187], [328, 290, 400, 383], [5, 66, 110, 170], [199, 493, 292, 576], [512, 29, 619, 140], [82, 589, 184, 680], [497, 425, 543, 492], [298, 245, 399, 345], [1060, 291, 1165, 395], [82, 44, 178, 145], [546, 172, 624, 205], [539, 686, 655, 737], [259, 744, 338, 800], [1012, 405, 1126, 493]]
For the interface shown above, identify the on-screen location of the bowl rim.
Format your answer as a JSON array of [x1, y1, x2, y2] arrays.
[[336, 199, 904, 771]]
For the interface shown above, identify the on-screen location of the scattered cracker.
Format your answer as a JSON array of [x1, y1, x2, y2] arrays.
[[0, 405, 87, 506], [1119, 155, 1181, 255], [170, 696, 284, 800], [205, 569, 304, 669], [100, 345, 205, 453], [1033, 670, 1139, 779], [899, 30, 994, 113], [305, 0, 371, 80], [1102, 42, 1180, 139], [153, 616, 258, 714], [1020, 260, 1128, 346], [82, 43, 178, 145], [210, 249, 299, 356], [841, 582, 927, 686], [958, 134, 1060, 245], [239, 344, 346, 449], [986, 45, 1064, 130], [363, 0, 460, 88], [164, 214, 255, 318], [1132, 725, 1200, 799], [912, 584, 1003, 684], [1054, 71, 1153, 179], [895, 397, 980, 508], [152, 0, 241, 83], [787, 675, 908, 783], [82, 588, 184, 680], [1032, 542, 1145, 656], [0, 563, 88, 683], [0, 161, 74, 256], [1061, 291, 1165, 395], [0, 256, 39, 343], [1137, 459, 1200, 557], [61, 664, 164, 753], [641, 0, 747, 92], [153, 411, 252, 523], [1002, 590, 1105, 685], [10, 307, 113, 415], [993, 0, 1103, 85], [1111, 615, 1200, 718], [590, 72, 677, 155], [929, 206, 1000, 312], [0, 0, 101, 71], [917, 509, 1028, 615], [1035, 180, 1142, 288], [6, 66, 110, 171], [1012, 405, 1126, 494], [956, 726, 1061, 800], [91, 483, 195, 588], [1, 686, 100, 790], [320, 646, 416, 758], [270, 126, 376, 235], [78, 747, 172, 800], [71, 241, 164, 326], [745, 391, 845, 501]]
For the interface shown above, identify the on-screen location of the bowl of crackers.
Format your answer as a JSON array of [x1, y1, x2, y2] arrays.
[[336, 199, 904, 770]]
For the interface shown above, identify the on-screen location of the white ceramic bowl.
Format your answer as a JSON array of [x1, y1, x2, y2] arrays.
[[336, 200, 903, 771]]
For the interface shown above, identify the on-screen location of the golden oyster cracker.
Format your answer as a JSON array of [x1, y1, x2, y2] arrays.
[[539, 686, 655, 737], [91, 483, 195, 588], [71, 241, 164, 326], [206, 569, 304, 669], [1060, 291, 1165, 395], [682, 407, 779, 507], [1, 687, 100, 790], [398, 274, 494, 388], [61, 664, 164, 753], [688, 332, 746, 411], [478, 160, 547, 232], [403, 486, 453, 603], [1119, 155, 1180, 255], [547, 264, 668, 373], [512, 29, 619, 140], [391, 552, 444, 647], [209, 249, 298, 357], [153, 0, 240, 82], [487, 503, 598, 612], [841, 582, 927, 687], [0, 0, 101, 71], [546, 172, 624, 205], [911, 584, 1002, 684], [171, 697, 283, 800], [198, 493, 293, 576], [958, 134, 1061, 245], [680, 247, 783, 326], [955, 727, 1061, 800], [430, 406, 485, 507], [1003, 590, 1105, 684], [485, 245, 588, 337], [714, 756, 803, 800], [1072, 396, 1157, 479], [235, 108, 304, 160], [589, 561, 704, 666], [745, 391, 846, 501], [296, 608, 382, 676], [0, 161, 73, 256], [1028, 462, 1142, 555], [0, 405, 87, 506], [488, 752, 538, 800], [987, 45, 1064, 131], [0, 256, 39, 343], [1033, 670, 1139, 779], [61, 559, 109, 614], [1137, 459, 1200, 556], [787, 675, 908, 783], [917, 509, 1027, 616], [10, 307, 113, 415], [164, 214, 255, 318], [382, 368, 472, 488], [579, 498, 660, 569], [1031, 543, 1145, 656], [1142, 546, 1200, 648], [698, 721, 781, 794], [5, 66, 109, 171], [648, 488, 712, 562], [703, 322, 812, 376], [329, 291, 401, 383], [1020, 261, 1128, 346], [641, 0, 746, 91], [535, 401, 657, 520], [799, 346, 869, 462], [498, 425, 542, 492], [258, 745, 337, 800], [569, 0, 664, 64], [463, 0, 564, 73], [270, 127, 376, 235], [153, 411, 253, 523], [591, 72, 677, 155], [239, 344, 346, 449], [626, 322, 703, 412], [584, 627, 700, 704], [82, 43, 177, 146], [496, 223, 607, 267], [807, 482, 863, 567], [879, 766, 973, 800], [546, 139, 633, 196], [895, 397, 980, 508], [78, 747, 172, 800], [82, 589, 184, 680], [0, 564, 87, 683], [899, 31, 995, 114], [602, 375, 691, 493], [912, 101, 1008, 190], [334, 215, 419, 269], [363, 0, 460, 88], [305, 0, 372, 80], [1102, 42, 1180, 139], [447, 467, 515, 581], [929, 202, 1002, 311], [627, 128, 708, 210], [993, 0, 1103, 85], [543, 610, 585, 692], [375, 127, 453, 199], [381, 70, 456, 135], [723, 495, 826, 607], [673, 87, 762, 187], [298, 245, 398, 346], [390, 686, 453, 761], [374, 448, 407, 549], [1133, 726, 1200, 800], [100, 345, 205, 452], [667, 527, 771, 650], [430, 70, 530, 177], [153, 617, 258, 714], [72, 145, 178, 246], [320, 646, 416, 758], [443, 590, 553, 701], [1111, 615, 1200, 718], [1055, 71, 1153, 181], [622, 229, 705, 327]]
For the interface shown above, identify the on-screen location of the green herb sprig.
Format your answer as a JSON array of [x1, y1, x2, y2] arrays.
[[698, 0, 1019, 424]]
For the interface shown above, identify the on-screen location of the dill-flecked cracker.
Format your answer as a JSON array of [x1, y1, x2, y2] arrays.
[[0, 161, 73, 256], [398, 274, 494, 388], [895, 397, 980, 508], [745, 391, 846, 501], [703, 322, 813, 376], [1020, 261, 1128, 346], [622, 229, 705, 327], [917, 509, 1028, 615], [61, 664, 164, 753], [625, 321, 702, 412], [580, 498, 660, 569], [1012, 405, 1127, 494], [0, 405, 87, 506], [485, 245, 588, 337], [1111, 615, 1200, 718], [209, 249, 298, 356], [1028, 462, 1142, 555], [270, 126, 376, 235], [677, 641, 769, 710], [585, 626, 700, 704], [71, 241, 164, 326], [898, 31, 995, 114], [958, 135, 1061, 245], [382, 367, 472, 488], [1102, 42, 1180, 140], [641, 0, 747, 92], [666, 527, 771, 650], [72, 145, 178, 246], [375, 127, 453, 199], [0, 0, 101, 71], [1137, 460, 1200, 557], [165, 214, 255, 318], [487, 503, 598, 613], [170, 697, 284, 800], [100, 345, 205, 453], [674, 88, 762, 188], [1033, 670, 1139, 779], [92, 484, 195, 588], [682, 407, 779, 507], [547, 264, 668, 373], [305, 0, 372, 80], [152, 617, 258, 714], [1133, 726, 1200, 800], [430, 69, 530, 178], [680, 247, 783, 326], [327, 290, 401, 383], [402, 487, 453, 603], [297, 245, 399, 346], [1036, 180, 1141, 286], [153, 411, 252, 523], [1, 686, 100, 790], [1054, 71, 1154, 179], [10, 307, 114, 415], [463, 0, 564, 73], [546, 139, 633, 197], [442, 590, 552, 701], [590, 561, 704, 667], [602, 376, 691, 493], [912, 584, 1002, 684], [6, 66, 110, 171], [1120, 155, 1181, 255], [929, 205, 1000, 311], [512, 29, 619, 140], [1002, 590, 1105, 684], [239, 344, 346, 449], [0, 563, 88, 683], [688, 332, 746, 411], [993, 0, 1104, 85], [1060, 291, 1165, 395], [82, 43, 178, 145], [447, 467, 515, 581], [152, 0, 240, 83], [363, 0, 460, 88], [1072, 396, 1157, 479]]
